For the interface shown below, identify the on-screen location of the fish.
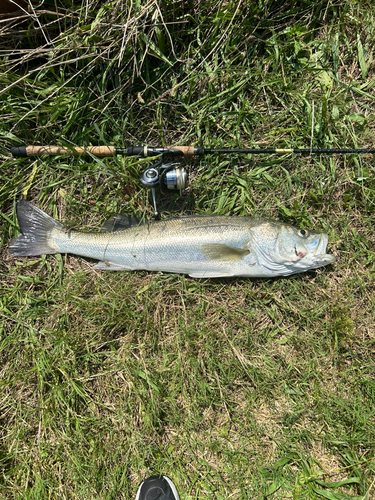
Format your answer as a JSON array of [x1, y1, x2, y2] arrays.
[[8, 200, 335, 278]]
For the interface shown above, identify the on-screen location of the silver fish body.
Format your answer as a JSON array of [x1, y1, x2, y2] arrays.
[[9, 200, 335, 278]]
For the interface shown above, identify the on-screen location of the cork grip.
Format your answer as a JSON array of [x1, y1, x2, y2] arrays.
[[25, 146, 116, 157], [167, 146, 195, 156]]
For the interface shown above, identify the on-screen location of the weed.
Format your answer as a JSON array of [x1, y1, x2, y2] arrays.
[[1, 1, 375, 499]]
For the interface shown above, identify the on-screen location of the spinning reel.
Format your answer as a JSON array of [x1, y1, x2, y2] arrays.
[[139, 155, 189, 219], [10, 143, 375, 219]]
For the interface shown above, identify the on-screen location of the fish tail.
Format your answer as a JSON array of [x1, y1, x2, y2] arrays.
[[9, 200, 63, 256]]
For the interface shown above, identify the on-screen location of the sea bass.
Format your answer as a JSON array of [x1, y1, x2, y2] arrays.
[[9, 200, 335, 278]]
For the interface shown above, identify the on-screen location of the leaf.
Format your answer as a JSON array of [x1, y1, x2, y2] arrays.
[[264, 480, 282, 497], [318, 71, 333, 89], [332, 106, 340, 121], [137, 370, 159, 392], [315, 490, 363, 500], [139, 33, 173, 66], [357, 36, 368, 79], [315, 490, 344, 499], [137, 284, 152, 295], [91, 7, 105, 30], [315, 477, 361, 488], [0, 127, 19, 140], [347, 113, 366, 126]]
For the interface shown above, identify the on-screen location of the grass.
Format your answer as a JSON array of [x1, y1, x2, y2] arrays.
[[1, 0, 375, 498]]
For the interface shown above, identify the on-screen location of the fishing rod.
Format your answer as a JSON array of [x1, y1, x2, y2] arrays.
[[10, 144, 375, 158], [10, 143, 375, 218]]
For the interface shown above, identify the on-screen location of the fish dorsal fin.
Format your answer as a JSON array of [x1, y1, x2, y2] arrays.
[[201, 243, 250, 262], [101, 215, 142, 233]]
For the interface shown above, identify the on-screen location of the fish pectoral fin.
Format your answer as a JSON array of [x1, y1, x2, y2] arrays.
[[93, 261, 131, 271], [100, 215, 142, 233], [200, 243, 250, 261], [189, 271, 234, 278]]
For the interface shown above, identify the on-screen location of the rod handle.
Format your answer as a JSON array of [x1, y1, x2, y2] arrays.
[[10, 145, 116, 157]]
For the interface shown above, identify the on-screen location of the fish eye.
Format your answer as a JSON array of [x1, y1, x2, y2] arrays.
[[298, 229, 309, 237]]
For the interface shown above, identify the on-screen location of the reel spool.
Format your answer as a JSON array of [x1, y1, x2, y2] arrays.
[[140, 159, 189, 219], [140, 161, 188, 192]]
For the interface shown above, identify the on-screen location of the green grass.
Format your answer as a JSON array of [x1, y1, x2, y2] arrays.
[[1, 0, 375, 498]]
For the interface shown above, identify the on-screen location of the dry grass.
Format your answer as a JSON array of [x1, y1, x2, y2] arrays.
[[1, 1, 375, 499]]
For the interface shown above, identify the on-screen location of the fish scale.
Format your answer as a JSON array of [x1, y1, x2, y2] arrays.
[[9, 201, 336, 278], [90, 217, 252, 273]]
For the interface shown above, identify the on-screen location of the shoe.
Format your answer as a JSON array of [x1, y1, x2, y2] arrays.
[[135, 475, 180, 500]]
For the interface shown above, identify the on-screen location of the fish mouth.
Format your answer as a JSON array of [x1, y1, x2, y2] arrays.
[[306, 233, 336, 264]]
